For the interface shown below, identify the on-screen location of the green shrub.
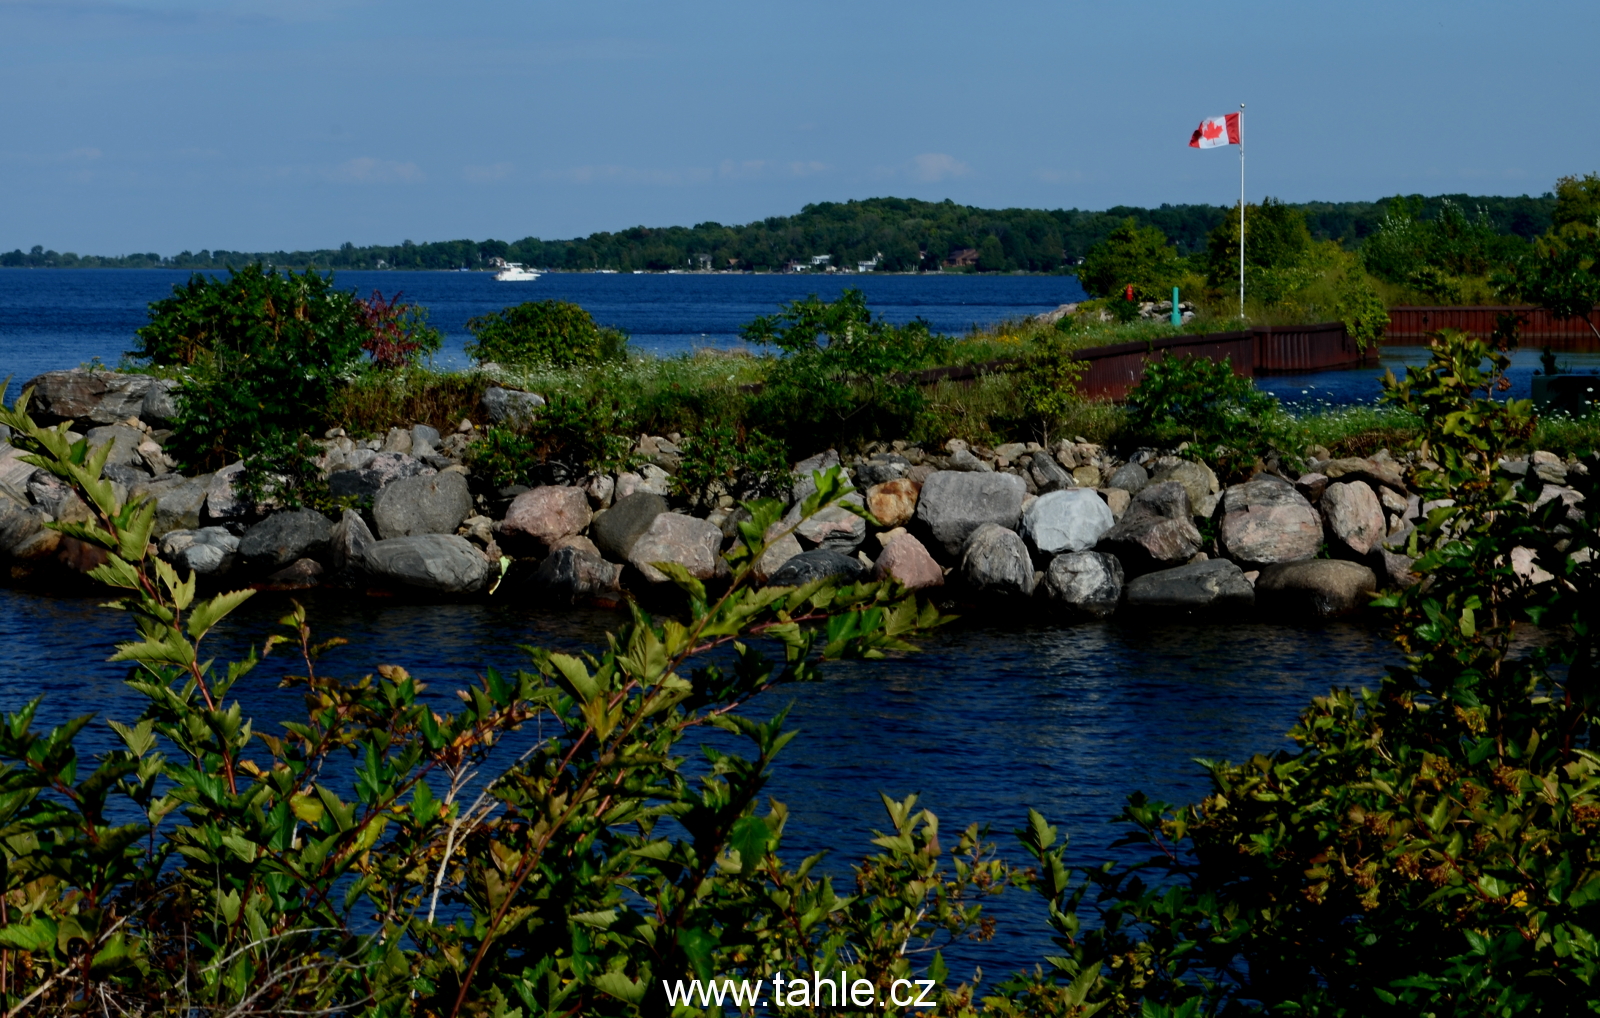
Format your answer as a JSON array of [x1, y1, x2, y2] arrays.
[[1205, 197, 1313, 289], [0, 399, 1002, 1016], [1010, 333, 1089, 445], [1362, 196, 1528, 304], [133, 265, 371, 470], [469, 388, 634, 486], [1077, 217, 1187, 300], [671, 424, 790, 510], [464, 299, 629, 367], [742, 288, 949, 456], [1122, 352, 1304, 475]]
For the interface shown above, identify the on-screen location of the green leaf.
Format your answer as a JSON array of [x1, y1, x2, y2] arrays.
[[0, 915, 58, 951], [187, 588, 256, 641], [591, 971, 648, 1005]]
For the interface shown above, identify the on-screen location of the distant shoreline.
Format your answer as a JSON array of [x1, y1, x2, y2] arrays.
[[0, 266, 1070, 277]]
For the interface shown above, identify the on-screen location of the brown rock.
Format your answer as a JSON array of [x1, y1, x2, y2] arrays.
[[867, 479, 921, 528], [502, 486, 593, 549], [873, 532, 944, 589], [1098, 488, 1131, 519], [1217, 477, 1321, 567], [1294, 472, 1329, 503], [263, 557, 325, 589], [1322, 480, 1385, 555]]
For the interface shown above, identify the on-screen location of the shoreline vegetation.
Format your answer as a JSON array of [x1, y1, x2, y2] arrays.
[[2, 315, 1599, 1014], [0, 190, 1558, 286], [3, 175, 1600, 1013]]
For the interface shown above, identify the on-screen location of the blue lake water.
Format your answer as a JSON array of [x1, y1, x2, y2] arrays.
[[1256, 346, 1600, 411], [0, 268, 1087, 401], [0, 267, 1430, 978], [0, 585, 1397, 981]]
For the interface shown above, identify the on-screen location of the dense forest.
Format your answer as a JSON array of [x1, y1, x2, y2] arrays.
[[0, 192, 1557, 275]]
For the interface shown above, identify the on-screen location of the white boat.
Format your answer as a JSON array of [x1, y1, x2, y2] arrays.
[[494, 263, 541, 281]]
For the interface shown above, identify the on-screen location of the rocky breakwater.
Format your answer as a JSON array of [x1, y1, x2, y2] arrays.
[[4, 369, 1591, 621]]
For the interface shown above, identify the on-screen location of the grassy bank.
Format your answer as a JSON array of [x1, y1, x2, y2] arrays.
[[319, 316, 1600, 485]]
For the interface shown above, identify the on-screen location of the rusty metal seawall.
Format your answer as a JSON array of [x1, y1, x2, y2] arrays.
[[1385, 305, 1600, 348], [1072, 322, 1370, 400]]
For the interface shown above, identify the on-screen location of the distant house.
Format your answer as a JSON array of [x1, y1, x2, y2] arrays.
[[785, 260, 808, 273], [944, 248, 979, 268], [856, 251, 883, 273], [810, 254, 832, 267]]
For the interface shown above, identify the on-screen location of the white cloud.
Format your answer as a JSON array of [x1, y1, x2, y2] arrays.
[[911, 152, 971, 182], [328, 157, 424, 183], [546, 164, 714, 186], [716, 159, 828, 181], [463, 161, 512, 183]]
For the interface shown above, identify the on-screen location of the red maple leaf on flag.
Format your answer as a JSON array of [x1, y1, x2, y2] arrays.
[[1200, 119, 1224, 141]]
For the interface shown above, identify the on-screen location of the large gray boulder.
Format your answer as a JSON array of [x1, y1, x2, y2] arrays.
[[1125, 558, 1255, 610], [131, 473, 211, 536], [481, 387, 546, 426], [372, 471, 473, 539], [203, 463, 248, 523], [22, 370, 154, 426], [958, 523, 1036, 596], [751, 523, 803, 584], [238, 510, 334, 571], [626, 512, 724, 583], [141, 379, 181, 428], [328, 509, 376, 579], [27, 471, 90, 524], [1255, 559, 1377, 617], [0, 496, 59, 561], [1106, 462, 1149, 494], [1322, 480, 1385, 556], [1022, 488, 1115, 555], [329, 453, 430, 500], [85, 425, 147, 468], [1217, 476, 1321, 568], [159, 527, 240, 577], [1041, 551, 1124, 618], [591, 492, 669, 561], [1096, 481, 1202, 573], [788, 449, 842, 505], [531, 545, 623, 603], [0, 444, 37, 502], [363, 534, 492, 593], [914, 470, 1027, 559], [767, 548, 868, 587]]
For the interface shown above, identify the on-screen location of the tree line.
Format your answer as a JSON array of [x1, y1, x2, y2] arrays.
[[0, 192, 1557, 275]]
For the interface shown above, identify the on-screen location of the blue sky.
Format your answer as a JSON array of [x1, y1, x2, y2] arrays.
[[2, 0, 1595, 254]]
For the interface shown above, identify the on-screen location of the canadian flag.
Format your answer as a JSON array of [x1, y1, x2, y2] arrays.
[[1189, 113, 1240, 149]]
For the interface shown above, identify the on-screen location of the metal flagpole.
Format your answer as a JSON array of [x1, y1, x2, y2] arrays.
[[1238, 103, 1245, 319]]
